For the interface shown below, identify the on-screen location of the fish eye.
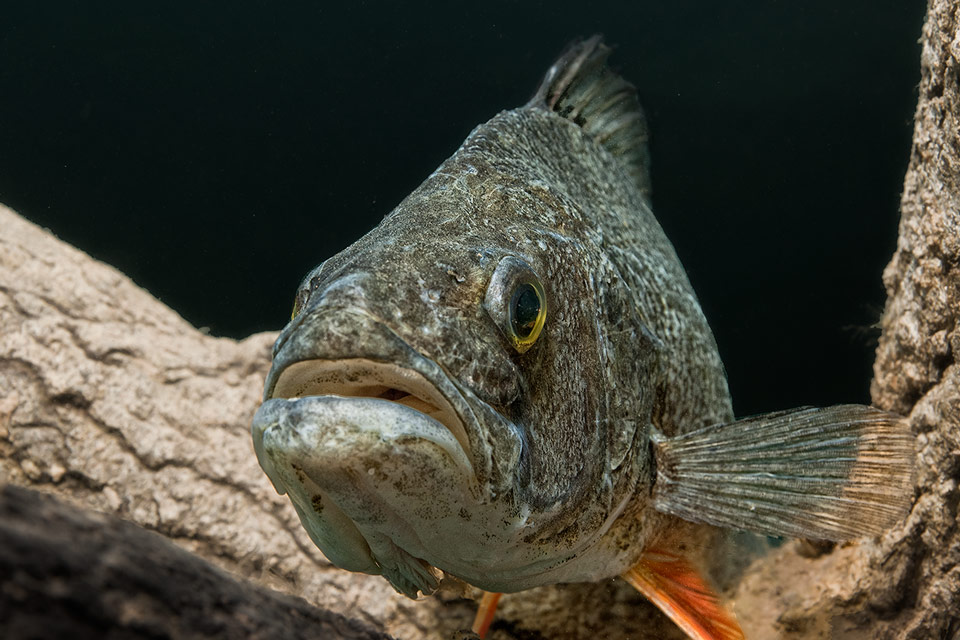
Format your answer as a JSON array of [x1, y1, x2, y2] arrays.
[[290, 261, 329, 321], [290, 289, 309, 320], [484, 256, 547, 353]]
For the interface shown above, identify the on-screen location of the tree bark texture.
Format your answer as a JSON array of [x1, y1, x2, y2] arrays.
[[0, 484, 394, 640], [1, 2, 957, 637], [0, 202, 685, 640], [731, 1, 960, 637]]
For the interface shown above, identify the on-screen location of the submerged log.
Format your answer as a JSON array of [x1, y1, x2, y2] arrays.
[[0, 202, 478, 639], [1, 2, 956, 636], [0, 484, 394, 640], [0, 202, 683, 639]]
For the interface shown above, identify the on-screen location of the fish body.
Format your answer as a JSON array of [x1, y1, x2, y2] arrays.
[[252, 38, 914, 637]]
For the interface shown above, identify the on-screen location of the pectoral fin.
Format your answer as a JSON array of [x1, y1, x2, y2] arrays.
[[622, 548, 744, 640], [651, 405, 915, 540]]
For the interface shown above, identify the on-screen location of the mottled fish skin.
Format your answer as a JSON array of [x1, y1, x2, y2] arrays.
[[251, 38, 912, 606], [253, 40, 729, 595]]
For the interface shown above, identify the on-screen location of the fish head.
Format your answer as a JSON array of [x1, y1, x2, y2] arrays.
[[252, 113, 662, 596]]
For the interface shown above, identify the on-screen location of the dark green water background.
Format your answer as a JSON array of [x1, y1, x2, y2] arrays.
[[0, 2, 924, 416]]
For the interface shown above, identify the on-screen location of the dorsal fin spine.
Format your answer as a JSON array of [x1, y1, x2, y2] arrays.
[[530, 35, 652, 197]]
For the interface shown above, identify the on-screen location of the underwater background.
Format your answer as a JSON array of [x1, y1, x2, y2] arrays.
[[0, 2, 923, 417]]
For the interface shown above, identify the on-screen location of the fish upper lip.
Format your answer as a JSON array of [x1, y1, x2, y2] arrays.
[[263, 308, 485, 478]]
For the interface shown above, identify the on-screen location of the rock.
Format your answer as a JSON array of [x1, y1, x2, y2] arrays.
[[732, 1, 960, 638], [0, 484, 394, 640]]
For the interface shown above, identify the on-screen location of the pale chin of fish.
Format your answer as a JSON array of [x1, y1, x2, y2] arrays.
[[251, 358, 482, 597]]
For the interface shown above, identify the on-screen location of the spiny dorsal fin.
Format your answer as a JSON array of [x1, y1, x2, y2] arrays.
[[531, 35, 652, 196]]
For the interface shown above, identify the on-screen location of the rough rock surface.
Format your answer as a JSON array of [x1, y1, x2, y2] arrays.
[[0, 203, 457, 639], [1, 2, 956, 637], [0, 202, 686, 640], [731, 0, 960, 637], [0, 484, 394, 640]]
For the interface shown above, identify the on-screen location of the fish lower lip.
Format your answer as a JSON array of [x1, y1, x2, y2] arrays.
[[267, 358, 473, 464], [251, 394, 475, 595]]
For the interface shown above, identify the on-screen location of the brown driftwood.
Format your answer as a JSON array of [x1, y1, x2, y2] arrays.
[[0, 204, 682, 640], [0, 203, 477, 639], [0, 484, 394, 640], [1, 2, 957, 637]]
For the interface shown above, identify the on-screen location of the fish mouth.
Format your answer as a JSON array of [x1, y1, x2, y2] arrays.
[[268, 358, 473, 461], [252, 353, 481, 595]]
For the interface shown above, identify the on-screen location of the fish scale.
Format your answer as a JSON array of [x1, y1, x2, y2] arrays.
[[251, 36, 915, 640]]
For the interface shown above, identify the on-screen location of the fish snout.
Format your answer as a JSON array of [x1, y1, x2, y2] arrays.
[[252, 392, 478, 596]]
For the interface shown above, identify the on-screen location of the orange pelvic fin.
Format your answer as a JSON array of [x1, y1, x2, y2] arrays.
[[621, 548, 744, 640], [471, 591, 503, 639]]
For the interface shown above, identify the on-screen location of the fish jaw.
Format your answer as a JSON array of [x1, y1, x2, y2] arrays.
[[266, 304, 515, 491], [252, 390, 638, 595], [253, 305, 539, 594], [252, 312, 632, 593], [252, 393, 478, 596]]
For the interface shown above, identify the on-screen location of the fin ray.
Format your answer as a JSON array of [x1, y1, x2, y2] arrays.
[[471, 591, 502, 639], [622, 548, 744, 640], [531, 36, 652, 197], [651, 405, 914, 540]]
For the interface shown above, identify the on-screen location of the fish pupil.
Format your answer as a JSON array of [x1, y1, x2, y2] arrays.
[[511, 284, 541, 338]]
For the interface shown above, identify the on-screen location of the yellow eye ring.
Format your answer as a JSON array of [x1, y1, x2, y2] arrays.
[[483, 256, 547, 354], [507, 280, 546, 352]]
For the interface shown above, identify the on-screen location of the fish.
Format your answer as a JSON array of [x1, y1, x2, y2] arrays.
[[250, 37, 915, 640]]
